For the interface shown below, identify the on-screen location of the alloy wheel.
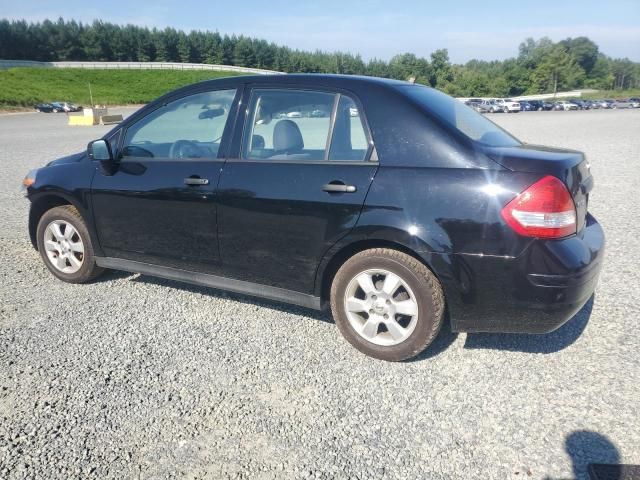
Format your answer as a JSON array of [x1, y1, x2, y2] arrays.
[[43, 220, 84, 274], [343, 269, 419, 346]]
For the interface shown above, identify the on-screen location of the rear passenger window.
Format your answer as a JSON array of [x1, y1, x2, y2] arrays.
[[244, 89, 335, 161], [328, 95, 369, 161]]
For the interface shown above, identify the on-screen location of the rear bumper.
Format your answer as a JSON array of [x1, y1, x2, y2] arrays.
[[438, 214, 604, 333]]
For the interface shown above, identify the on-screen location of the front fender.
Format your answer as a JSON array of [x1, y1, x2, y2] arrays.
[[26, 160, 100, 255]]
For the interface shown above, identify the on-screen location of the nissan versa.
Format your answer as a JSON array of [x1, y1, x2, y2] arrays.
[[22, 75, 604, 361]]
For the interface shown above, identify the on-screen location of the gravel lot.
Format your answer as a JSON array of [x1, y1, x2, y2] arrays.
[[1, 108, 639, 479]]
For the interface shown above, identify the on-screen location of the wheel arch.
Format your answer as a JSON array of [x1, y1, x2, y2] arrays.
[[28, 193, 89, 250], [316, 237, 446, 308]]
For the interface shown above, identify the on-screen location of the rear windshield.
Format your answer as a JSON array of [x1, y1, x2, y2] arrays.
[[399, 85, 521, 147]]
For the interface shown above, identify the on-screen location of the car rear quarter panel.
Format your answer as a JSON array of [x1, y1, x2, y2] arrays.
[[359, 166, 538, 257], [330, 165, 600, 333]]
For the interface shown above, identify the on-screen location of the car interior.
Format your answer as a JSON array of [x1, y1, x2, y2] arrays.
[[246, 91, 369, 161], [119, 88, 369, 162], [121, 90, 236, 160]]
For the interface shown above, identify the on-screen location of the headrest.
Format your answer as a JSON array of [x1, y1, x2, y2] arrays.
[[273, 119, 304, 154]]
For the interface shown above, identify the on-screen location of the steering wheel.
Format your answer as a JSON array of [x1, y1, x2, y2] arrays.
[[169, 139, 202, 159]]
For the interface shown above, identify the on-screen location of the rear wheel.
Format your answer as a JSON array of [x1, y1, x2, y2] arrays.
[[330, 249, 444, 361], [36, 205, 104, 283]]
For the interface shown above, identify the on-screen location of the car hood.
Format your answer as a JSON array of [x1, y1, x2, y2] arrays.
[[46, 151, 86, 167]]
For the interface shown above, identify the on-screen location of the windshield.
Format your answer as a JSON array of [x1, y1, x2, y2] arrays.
[[399, 85, 521, 147]]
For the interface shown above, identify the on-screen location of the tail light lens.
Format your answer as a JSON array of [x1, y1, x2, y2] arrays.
[[501, 175, 576, 239]]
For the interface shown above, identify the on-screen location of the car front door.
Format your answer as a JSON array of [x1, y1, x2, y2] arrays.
[[91, 88, 239, 273], [216, 87, 378, 294]]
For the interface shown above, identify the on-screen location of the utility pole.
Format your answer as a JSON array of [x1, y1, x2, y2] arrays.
[[88, 82, 94, 108]]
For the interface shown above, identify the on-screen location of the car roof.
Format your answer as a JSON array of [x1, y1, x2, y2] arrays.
[[138, 73, 419, 120], [194, 73, 411, 89]]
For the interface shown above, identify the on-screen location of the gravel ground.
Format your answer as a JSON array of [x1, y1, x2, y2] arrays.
[[1, 108, 639, 479]]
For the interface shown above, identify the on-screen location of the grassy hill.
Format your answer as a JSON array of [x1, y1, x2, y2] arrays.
[[0, 68, 245, 108]]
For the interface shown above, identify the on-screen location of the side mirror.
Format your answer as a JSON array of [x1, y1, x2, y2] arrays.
[[88, 139, 113, 161], [88, 139, 118, 175]]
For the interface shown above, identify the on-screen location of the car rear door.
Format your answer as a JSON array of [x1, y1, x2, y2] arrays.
[[216, 86, 378, 294], [91, 87, 239, 273]]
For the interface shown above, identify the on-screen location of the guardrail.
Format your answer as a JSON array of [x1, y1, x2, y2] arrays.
[[457, 89, 600, 102], [512, 90, 599, 101], [0, 59, 281, 75]]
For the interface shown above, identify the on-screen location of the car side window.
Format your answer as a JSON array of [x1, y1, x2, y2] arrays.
[[122, 89, 236, 160], [243, 89, 335, 161], [328, 95, 369, 161]]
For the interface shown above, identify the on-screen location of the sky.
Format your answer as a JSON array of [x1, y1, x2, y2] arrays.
[[1, 0, 639, 63]]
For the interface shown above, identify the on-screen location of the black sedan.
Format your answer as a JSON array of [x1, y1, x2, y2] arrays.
[[34, 102, 82, 113], [526, 100, 544, 111], [22, 75, 604, 361], [34, 103, 59, 113]]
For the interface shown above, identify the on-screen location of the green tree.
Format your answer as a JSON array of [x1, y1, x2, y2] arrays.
[[429, 49, 453, 88], [177, 33, 192, 63], [559, 36, 599, 74], [530, 44, 584, 94], [233, 36, 254, 67]]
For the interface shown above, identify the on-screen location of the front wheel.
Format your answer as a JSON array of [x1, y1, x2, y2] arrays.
[[330, 249, 445, 361], [36, 205, 104, 283]]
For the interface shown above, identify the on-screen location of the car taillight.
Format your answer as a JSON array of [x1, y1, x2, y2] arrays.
[[501, 175, 576, 239]]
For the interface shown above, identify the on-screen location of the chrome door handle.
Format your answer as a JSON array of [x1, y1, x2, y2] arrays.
[[184, 177, 209, 186], [322, 183, 357, 193]]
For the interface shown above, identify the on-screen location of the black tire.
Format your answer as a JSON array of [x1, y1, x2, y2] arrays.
[[330, 248, 445, 361], [36, 205, 104, 283]]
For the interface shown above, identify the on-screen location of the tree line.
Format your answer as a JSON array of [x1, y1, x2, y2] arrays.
[[1, 18, 639, 96]]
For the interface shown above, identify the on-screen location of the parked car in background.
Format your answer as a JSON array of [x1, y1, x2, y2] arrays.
[[56, 102, 82, 113], [518, 101, 532, 111], [526, 100, 545, 111], [629, 97, 640, 108], [466, 99, 490, 113], [34, 102, 82, 113], [569, 100, 589, 110], [495, 98, 521, 113], [286, 111, 302, 118], [21, 74, 604, 361], [479, 99, 502, 113], [612, 99, 633, 109], [542, 101, 555, 111], [596, 100, 614, 109], [554, 101, 578, 111], [34, 103, 56, 113]]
